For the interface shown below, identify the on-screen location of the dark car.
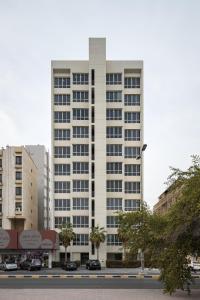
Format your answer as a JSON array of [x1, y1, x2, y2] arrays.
[[62, 261, 77, 271], [86, 260, 101, 270], [20, 259, 42, 271]]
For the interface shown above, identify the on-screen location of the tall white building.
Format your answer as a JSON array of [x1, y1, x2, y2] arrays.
[[51, 38, 143, 265], [25, 145, 50, 229]]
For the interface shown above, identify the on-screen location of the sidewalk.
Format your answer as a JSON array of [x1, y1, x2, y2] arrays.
[[0, 289, 200, 300]]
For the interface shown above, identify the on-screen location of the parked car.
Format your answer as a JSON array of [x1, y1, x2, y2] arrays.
[[20, 259, 42, 271], [3, 261, 18, 271], [62, 261, 77, 271], [0, 262, 4, 270], [86, 259, 101, 270]]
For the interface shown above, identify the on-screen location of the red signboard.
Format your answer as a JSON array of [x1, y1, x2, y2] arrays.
[[0, 229, 18, 249], [0, 229, 59, 250]]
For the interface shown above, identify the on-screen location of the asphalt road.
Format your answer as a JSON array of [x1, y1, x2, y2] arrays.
[[0, 278, 200, 289]]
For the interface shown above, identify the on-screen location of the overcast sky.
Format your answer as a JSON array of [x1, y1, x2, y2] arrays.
[[0, 0, 200, 208]]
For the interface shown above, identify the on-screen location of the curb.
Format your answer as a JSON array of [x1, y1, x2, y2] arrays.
[[0, 274, 199, 279], [0, 274, 158, 279]]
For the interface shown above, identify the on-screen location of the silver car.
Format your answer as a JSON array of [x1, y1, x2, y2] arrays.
[[3, 261, 18, 271]]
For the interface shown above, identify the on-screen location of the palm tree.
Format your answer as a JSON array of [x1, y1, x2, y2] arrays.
[[59, 223, 75, 262], [90, 225, 106, 260]]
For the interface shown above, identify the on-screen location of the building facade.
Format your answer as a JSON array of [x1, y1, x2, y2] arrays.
[[0, 146, 38, 230], [153, 183, 182, 215], [25, 145, 50, 229], [51, 38, 143, 265]]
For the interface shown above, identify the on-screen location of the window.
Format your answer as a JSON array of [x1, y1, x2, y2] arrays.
[[16, 172, 22, 180], [107, 234, 122, 245], [73, 73, 89, 85], [124, 94, 140, 106], [125, 164, 140, 176], [106, 109, 122, 120], [107, 180, 122, 192], [106, 144, 122, 156], [73, 91, 89, 102], [125, 199, 140, 211], [54, 129, 70, 140], [107, 216, 119, 228], [16, 187, 22, 196], [54, 164, 70, 176], [54, 217, 70, 228], [54, 111, 70, 123], [54, 94, 70, 105], [73, 234, 89, 245], [54, 146, 70, 158], [73, 180, 89, 192], [124, 112, 140, 123], [0, 218, 2, 228], [54, 181, 70, 193], [107, 162, 122, 174], [107, 198, 122, 210], [91, 69, 95, 85], [125, 147, 140, 158], [73, 144, 89, 156], [0, 203, 2, 213], [73, 126, 89, 138], [54, 199, 70, 211], [107, 127, 122, 138], [54, 77, 70, 88], [73, 109, 89, 120], [124, 129, 140, 141], [73, 198, 89, 210], [0, 159, 2, 168], [0, 174, 2, 183], [15, 202, 22, 212], [73, 216, 89, 228], [106, 91, 122, 102], [106, 73, 122, 85], [124, 77, 140, 88], [0, 189, 2, 198], [15, 156, 22, 165], [73, 162, 89, 174], [125, 182, 140, 194]]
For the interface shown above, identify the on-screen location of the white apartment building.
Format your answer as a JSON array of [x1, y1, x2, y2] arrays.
[[0, 146, 38, 230], [25, 145, 50, 229], [51, 38, 143, 265]]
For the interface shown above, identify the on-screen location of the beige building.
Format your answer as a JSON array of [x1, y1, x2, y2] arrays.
[[0, 146, 38, 230], [51, 38, 143, 265], [153, 183, 182, 215]]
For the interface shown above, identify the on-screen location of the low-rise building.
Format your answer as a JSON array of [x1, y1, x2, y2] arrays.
[[153, 183, 182, 215], [0, 146, 38, 230]]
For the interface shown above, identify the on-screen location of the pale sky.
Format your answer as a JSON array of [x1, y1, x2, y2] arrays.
[[0, 0, 200, 208]]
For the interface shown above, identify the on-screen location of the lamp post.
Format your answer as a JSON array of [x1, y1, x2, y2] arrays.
[[136, 144, 147, 272]]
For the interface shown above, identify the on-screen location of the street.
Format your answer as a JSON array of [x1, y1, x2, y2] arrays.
[[0, 278, 200, 289]]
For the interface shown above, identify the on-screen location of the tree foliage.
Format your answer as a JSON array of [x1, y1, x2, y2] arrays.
[[118, 156, 200, 294], [59, 223, 75, 262], [90, 225, 106, 260]]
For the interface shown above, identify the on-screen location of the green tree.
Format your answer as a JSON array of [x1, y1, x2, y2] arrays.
[[59, 223, 75, 263], [90, 225, 106, 260], [117, 156, 200, 294]]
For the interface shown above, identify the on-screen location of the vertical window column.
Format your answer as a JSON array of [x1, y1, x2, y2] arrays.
[[91, 71, 95, 224]]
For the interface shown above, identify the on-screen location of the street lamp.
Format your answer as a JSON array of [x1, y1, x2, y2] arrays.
[[136, 143, 147, 272]]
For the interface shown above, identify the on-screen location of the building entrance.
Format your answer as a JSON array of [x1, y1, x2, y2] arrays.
[[80, 253, 89, 265]]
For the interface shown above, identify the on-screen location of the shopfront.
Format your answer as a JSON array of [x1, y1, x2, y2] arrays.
[[0, 229, 59, 268]]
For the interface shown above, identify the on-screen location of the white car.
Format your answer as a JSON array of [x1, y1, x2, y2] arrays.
[[3, 262, 18, 271]]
